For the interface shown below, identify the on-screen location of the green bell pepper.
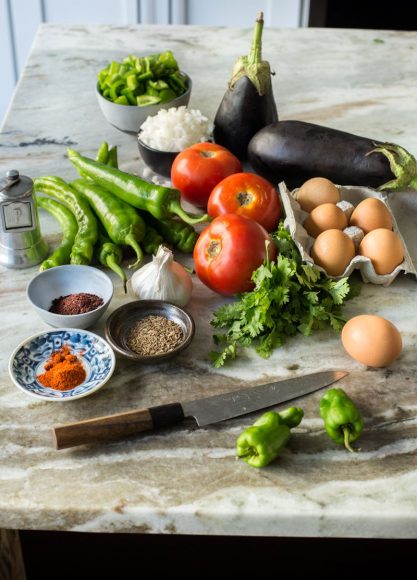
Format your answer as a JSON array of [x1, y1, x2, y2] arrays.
[[236, 407, 304, 468], [319, 388, 363, 452]]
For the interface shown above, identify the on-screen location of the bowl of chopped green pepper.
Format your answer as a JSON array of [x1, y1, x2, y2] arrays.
[[96, 51, 191, 133]]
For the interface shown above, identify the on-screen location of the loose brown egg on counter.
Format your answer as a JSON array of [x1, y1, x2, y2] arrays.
[[310, 229, 355, 276], [341, 314, 402, 367], [303, 203, 348, 238], [359, 228, 404, 275], [296, 177, 341, 212], [349, 198, 393, 234]]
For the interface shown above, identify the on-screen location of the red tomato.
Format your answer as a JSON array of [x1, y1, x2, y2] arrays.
[[171, 142, 242, 208], [207, 172, 281, 232], [193, 213, 277, 296]]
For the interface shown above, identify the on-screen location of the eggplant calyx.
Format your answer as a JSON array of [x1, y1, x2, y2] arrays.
[[229, 11, 272, 96], [367, 143, 417, 191]]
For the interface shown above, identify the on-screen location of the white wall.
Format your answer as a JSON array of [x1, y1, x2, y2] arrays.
[[0, 0, 309, 125]]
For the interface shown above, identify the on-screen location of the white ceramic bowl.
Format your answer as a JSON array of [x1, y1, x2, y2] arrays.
[[9, 328, 116, 401], [96, 73, 192, 134], [27, 265, 114, 329]]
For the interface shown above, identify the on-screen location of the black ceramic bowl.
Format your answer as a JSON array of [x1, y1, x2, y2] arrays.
[[137, 136, 180, 178], [105, 299, 195, 362]]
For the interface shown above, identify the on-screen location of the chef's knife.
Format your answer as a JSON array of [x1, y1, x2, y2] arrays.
[[52, 370, 348, 450]]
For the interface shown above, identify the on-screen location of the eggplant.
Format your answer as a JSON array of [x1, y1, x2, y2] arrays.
[[213, 12, 278, 160], [248, 120, 417, 191]]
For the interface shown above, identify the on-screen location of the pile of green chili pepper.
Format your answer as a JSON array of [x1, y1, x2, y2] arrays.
[[34, 142, 203, 290]]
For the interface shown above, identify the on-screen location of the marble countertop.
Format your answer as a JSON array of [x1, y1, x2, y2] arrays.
[[1, 24, 417, 539]]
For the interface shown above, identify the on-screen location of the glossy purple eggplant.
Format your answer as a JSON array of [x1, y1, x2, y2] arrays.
[[248, 120, 417, 191], [213, 12, 278, 161]]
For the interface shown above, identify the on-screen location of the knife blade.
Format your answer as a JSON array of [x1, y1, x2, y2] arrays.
[[52, 370, 348, 450]]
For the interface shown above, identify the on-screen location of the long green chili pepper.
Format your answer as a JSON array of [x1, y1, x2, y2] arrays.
[[107, 146, 118, 168], [141, 224, 164, 255], [96, 142, 119, 169], [67, 148, 209, 225], [96, 142, 109, 164], [36, 196, 78, 270], [236, 407, 304, 468], [143, 213, 198, 253], [71, 178, 145, 268], [34, 176, 98, 265], [319, 388, 364, 453], [95, 225, 127, 293]]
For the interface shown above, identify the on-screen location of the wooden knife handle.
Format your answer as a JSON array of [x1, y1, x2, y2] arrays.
[[52, 402, 185, 450]]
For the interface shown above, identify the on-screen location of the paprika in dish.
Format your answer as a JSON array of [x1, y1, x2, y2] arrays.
[[37, 344, 86, 391]]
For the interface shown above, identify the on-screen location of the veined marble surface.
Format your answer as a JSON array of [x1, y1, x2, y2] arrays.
[[1, 24, 417, 538]]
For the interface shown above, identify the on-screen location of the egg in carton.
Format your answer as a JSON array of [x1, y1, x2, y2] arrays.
[[278, 181, 417, 286]]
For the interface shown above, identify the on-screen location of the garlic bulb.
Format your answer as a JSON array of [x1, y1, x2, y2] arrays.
[[128, 245, 192, 307]]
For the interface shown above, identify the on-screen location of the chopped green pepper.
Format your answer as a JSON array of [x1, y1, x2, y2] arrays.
[[236, 407, 304, 468], [319, 388, 363, 452], [97, 50, 188, 106]]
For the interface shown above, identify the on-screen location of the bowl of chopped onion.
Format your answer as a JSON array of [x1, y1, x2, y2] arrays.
[[137, 106, 212, 177]]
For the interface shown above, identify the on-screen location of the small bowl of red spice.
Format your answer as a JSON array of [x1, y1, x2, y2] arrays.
[[9, 328, 116, 401], [27, 265, 114, 329]]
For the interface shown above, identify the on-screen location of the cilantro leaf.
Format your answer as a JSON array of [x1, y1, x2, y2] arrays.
[[209, 222, 360, 367]]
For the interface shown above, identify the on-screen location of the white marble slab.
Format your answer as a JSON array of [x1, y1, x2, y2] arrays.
[[1, 24, 417, 538]]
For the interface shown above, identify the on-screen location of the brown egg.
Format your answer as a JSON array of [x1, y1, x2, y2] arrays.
[[311, 229, 355, 276], [349, 198, 392, 234], [341, 314, 402, 367], [303, 203, 348, 238], [359, 228, 404, 275], [296, 177, 340, 212]]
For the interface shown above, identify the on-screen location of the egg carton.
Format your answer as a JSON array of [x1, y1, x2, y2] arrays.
[[279, 181, 417, 286]]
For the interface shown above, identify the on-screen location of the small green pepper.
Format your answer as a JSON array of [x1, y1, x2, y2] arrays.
[[67, 148, 209, 225], [236, 407, 304, 468], [36, 196, 78, 270], [71, 178, 145, 269], [34, 176, 98, 265], [319, 388, 363, 453]]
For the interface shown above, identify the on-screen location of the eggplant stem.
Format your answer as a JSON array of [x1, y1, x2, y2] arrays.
[[367, 143, 417, 192], [248, 11, 264, 66]]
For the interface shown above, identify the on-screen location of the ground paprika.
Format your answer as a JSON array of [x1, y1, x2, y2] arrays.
[[37, 344, 86, 391]]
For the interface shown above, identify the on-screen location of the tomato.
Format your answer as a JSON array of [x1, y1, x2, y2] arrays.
[[171, 142, 242, 208], [207, 172, 281, 232], [193, 213, 277, 296]]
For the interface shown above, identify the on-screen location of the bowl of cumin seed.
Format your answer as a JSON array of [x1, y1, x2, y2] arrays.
[[105, 300, 195, 362]]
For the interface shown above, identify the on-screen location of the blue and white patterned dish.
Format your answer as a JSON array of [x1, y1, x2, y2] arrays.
[[9, 328, 116, 401]]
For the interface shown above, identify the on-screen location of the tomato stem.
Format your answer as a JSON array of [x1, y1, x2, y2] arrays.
[[207, 239, 221, 258], [199, 150, 215, 158], [237, 191, 253, 207]]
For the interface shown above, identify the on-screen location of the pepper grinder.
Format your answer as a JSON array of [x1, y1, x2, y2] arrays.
[[0, 169, 48, 268]]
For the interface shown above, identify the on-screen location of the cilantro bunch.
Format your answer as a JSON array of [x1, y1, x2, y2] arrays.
[[210, 223, 358, 367]]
